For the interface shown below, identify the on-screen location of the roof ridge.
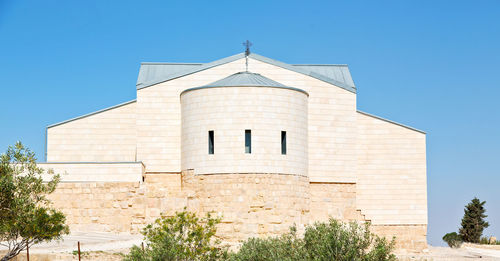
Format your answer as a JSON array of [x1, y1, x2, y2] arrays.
[[292, 64, 349, 66], [47, 99, 137, 128], [356, 110, 426, 134], [137, 52, 356, 93], [140, 62, 203, 65]]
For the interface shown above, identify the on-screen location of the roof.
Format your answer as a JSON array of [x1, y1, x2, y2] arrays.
[[136, 53, 356, 93], [203, 71, 289, 88], [357, 110, 426, 134], [47, 99, 137, 128], [181, 72, 308, 96]]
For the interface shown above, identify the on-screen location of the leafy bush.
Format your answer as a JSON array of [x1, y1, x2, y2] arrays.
[[230, 226, 307, 261], [303, 219, 396, 261], [442, 232, 462, 248], [480, 236, 500, 245], [231, 218, 396, 261], [123, 210, 227, 261]]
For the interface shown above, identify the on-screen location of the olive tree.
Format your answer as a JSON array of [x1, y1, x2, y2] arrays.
[[0, 142, 69, 261]]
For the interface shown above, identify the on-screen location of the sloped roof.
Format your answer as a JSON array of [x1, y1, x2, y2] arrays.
[[136, 53, 356, 93], [181, 72, 308, 96], [292, 64, 354, 87], [204, 71, 288, 87]]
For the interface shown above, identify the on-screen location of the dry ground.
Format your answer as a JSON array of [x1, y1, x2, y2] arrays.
[[2, 232, 500, 260]]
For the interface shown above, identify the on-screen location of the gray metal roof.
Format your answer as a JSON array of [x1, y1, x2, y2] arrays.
[[357, 110, 426, 134], [47, 99, 137, 128], [136, 53, 356, 93], [137, 63, 202, 88], [292, 64, 355, 88], [203, 71, 289, 87], [181, 72, 308, 96]]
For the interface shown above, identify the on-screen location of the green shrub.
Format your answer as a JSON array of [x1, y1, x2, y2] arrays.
[[479, 236, 500, 245], [231, 219, 396, 261], [303, 219, 396, 261], [230, 226, 307, 261], [480, 236, 489, 244], [123, 210, 227, 261], [442, 232, 462, 248]]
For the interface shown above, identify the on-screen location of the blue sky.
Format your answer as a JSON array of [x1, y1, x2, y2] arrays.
[[1, 0, 499, 246]]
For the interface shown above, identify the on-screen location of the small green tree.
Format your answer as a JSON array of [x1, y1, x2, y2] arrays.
[[459, 197, 489, 243], [442, 232, 462, 248], [0, 142, 69, 261], [124, 210, 227, 261]]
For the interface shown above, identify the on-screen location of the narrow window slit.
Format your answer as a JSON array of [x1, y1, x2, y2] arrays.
[[245, 130, 251, 154], [208, 130, 214, 154], [281, 131, 287, 155]]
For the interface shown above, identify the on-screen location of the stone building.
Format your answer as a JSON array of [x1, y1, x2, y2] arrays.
[[41, 52, 427, 250]]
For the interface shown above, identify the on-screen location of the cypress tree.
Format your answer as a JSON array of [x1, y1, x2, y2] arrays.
[[459, 197, 489, 243]]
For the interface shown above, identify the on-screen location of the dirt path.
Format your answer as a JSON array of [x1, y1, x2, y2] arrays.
[[398, 245, 500, 260], [4, 233, 500, 260]]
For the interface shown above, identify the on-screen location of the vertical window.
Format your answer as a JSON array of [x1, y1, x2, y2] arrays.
[[208, 130, 214, 154], [245, 130, 251, 154], [281, 131, 287, 155]]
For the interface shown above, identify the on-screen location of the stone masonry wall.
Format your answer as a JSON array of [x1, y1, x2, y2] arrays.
[[371, 225, 427, 252], [309, 182, 364, 222], [48, 174, 187, 234], [49, 172, 426, 251], [182, 171, 310, 243]]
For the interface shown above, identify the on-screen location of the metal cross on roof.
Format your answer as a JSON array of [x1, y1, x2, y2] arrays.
[[243, 40, 252, 56], [242, 40, 252, 71]]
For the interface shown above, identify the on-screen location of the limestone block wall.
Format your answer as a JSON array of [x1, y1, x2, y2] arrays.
[[46, 101, 137, 162], [356, 112, 427, 226], [309, 182, 363, 222], [39, 162, 144, 182], [48, 172, 426, 251], [48, 173, 187, 234], [48, 171, 311, 245], [48, 182, 146, 233], [182, 170, 310, 242], [371, 225, 427, 251], [180, 87, 308, 175]]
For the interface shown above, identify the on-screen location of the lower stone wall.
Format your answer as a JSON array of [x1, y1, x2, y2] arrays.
[[48, 182, 145, 233], [48, 173, 188, 234], [309, 182, 363, 222], [371, 225, 427, 252], [183, 171, 310, 243], [48, 171, 427, 251]]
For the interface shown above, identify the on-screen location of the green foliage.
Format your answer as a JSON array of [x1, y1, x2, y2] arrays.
[[230, 226, 307, 261], [479, 236, 500, 245], [123, 210, 227, 261], [303, 219, 396, 261], [442, 232, 462, 248], [0, 142, 69, 261], [231, 218, 396, 261], [459, 197, 489, 243]]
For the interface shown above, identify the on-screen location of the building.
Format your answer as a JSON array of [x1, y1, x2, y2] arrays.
[[41, 52, 427, 250]]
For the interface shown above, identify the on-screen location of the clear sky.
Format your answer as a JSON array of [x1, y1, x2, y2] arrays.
[[1, 0, 499, 246]]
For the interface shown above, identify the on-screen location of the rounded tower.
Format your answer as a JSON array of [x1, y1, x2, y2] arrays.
[[180, 72, 310, 242], [181, 72, 308, 176]]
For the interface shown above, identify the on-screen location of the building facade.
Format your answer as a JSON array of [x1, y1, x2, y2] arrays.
[[41, 53, 427, 250]]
